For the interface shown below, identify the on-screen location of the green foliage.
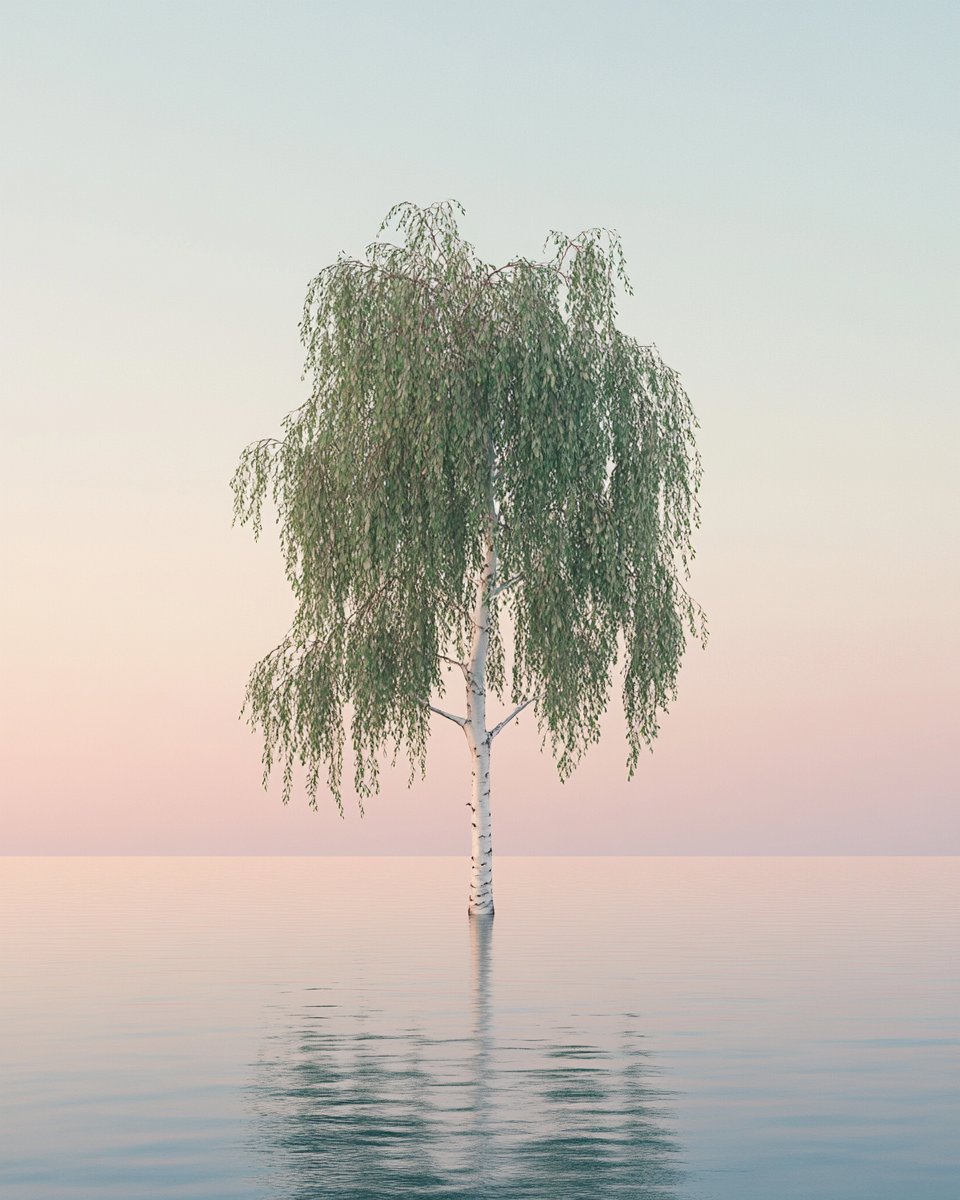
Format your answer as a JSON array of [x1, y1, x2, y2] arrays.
[[232, 201, 704, 810]]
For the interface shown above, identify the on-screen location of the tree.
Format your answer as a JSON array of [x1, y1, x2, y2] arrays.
[[232, 202, 704, 915]]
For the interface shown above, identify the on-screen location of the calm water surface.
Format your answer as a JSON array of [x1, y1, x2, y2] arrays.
[[1, 856, 956, 1198]]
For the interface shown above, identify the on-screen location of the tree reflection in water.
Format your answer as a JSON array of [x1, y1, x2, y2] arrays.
[[249, 916, 683, 1198]]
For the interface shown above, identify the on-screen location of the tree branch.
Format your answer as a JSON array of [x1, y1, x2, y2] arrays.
[[422, 700, 468, 728], [488, 574, 523, 599], [438, 654, 468, 678], [488, 698, 536, 740]]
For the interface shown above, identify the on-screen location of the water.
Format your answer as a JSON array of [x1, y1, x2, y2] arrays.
[[1, 857, 956, 1199]]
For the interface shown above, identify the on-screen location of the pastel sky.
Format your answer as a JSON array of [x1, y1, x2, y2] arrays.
[[1, 1, 957, 855]]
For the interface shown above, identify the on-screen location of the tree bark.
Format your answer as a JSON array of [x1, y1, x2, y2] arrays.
[[465, 535, 495, 915]]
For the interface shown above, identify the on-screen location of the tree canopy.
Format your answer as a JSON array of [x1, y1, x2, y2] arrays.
[[232, 201, 704, 812]]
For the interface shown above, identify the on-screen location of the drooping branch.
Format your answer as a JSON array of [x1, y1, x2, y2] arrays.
[[488, 697, 536, 740]]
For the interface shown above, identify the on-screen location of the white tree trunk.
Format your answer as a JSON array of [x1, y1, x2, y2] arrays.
[[465, 537, 496, 915]]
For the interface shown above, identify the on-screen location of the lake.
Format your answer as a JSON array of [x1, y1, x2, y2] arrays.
[[1, 856, 956, 1198]]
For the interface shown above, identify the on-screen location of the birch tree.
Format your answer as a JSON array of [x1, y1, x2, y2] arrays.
[[232, 202, 704, 914]]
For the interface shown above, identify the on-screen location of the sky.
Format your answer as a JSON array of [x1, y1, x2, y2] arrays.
[[1, 0, 957, 855]]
